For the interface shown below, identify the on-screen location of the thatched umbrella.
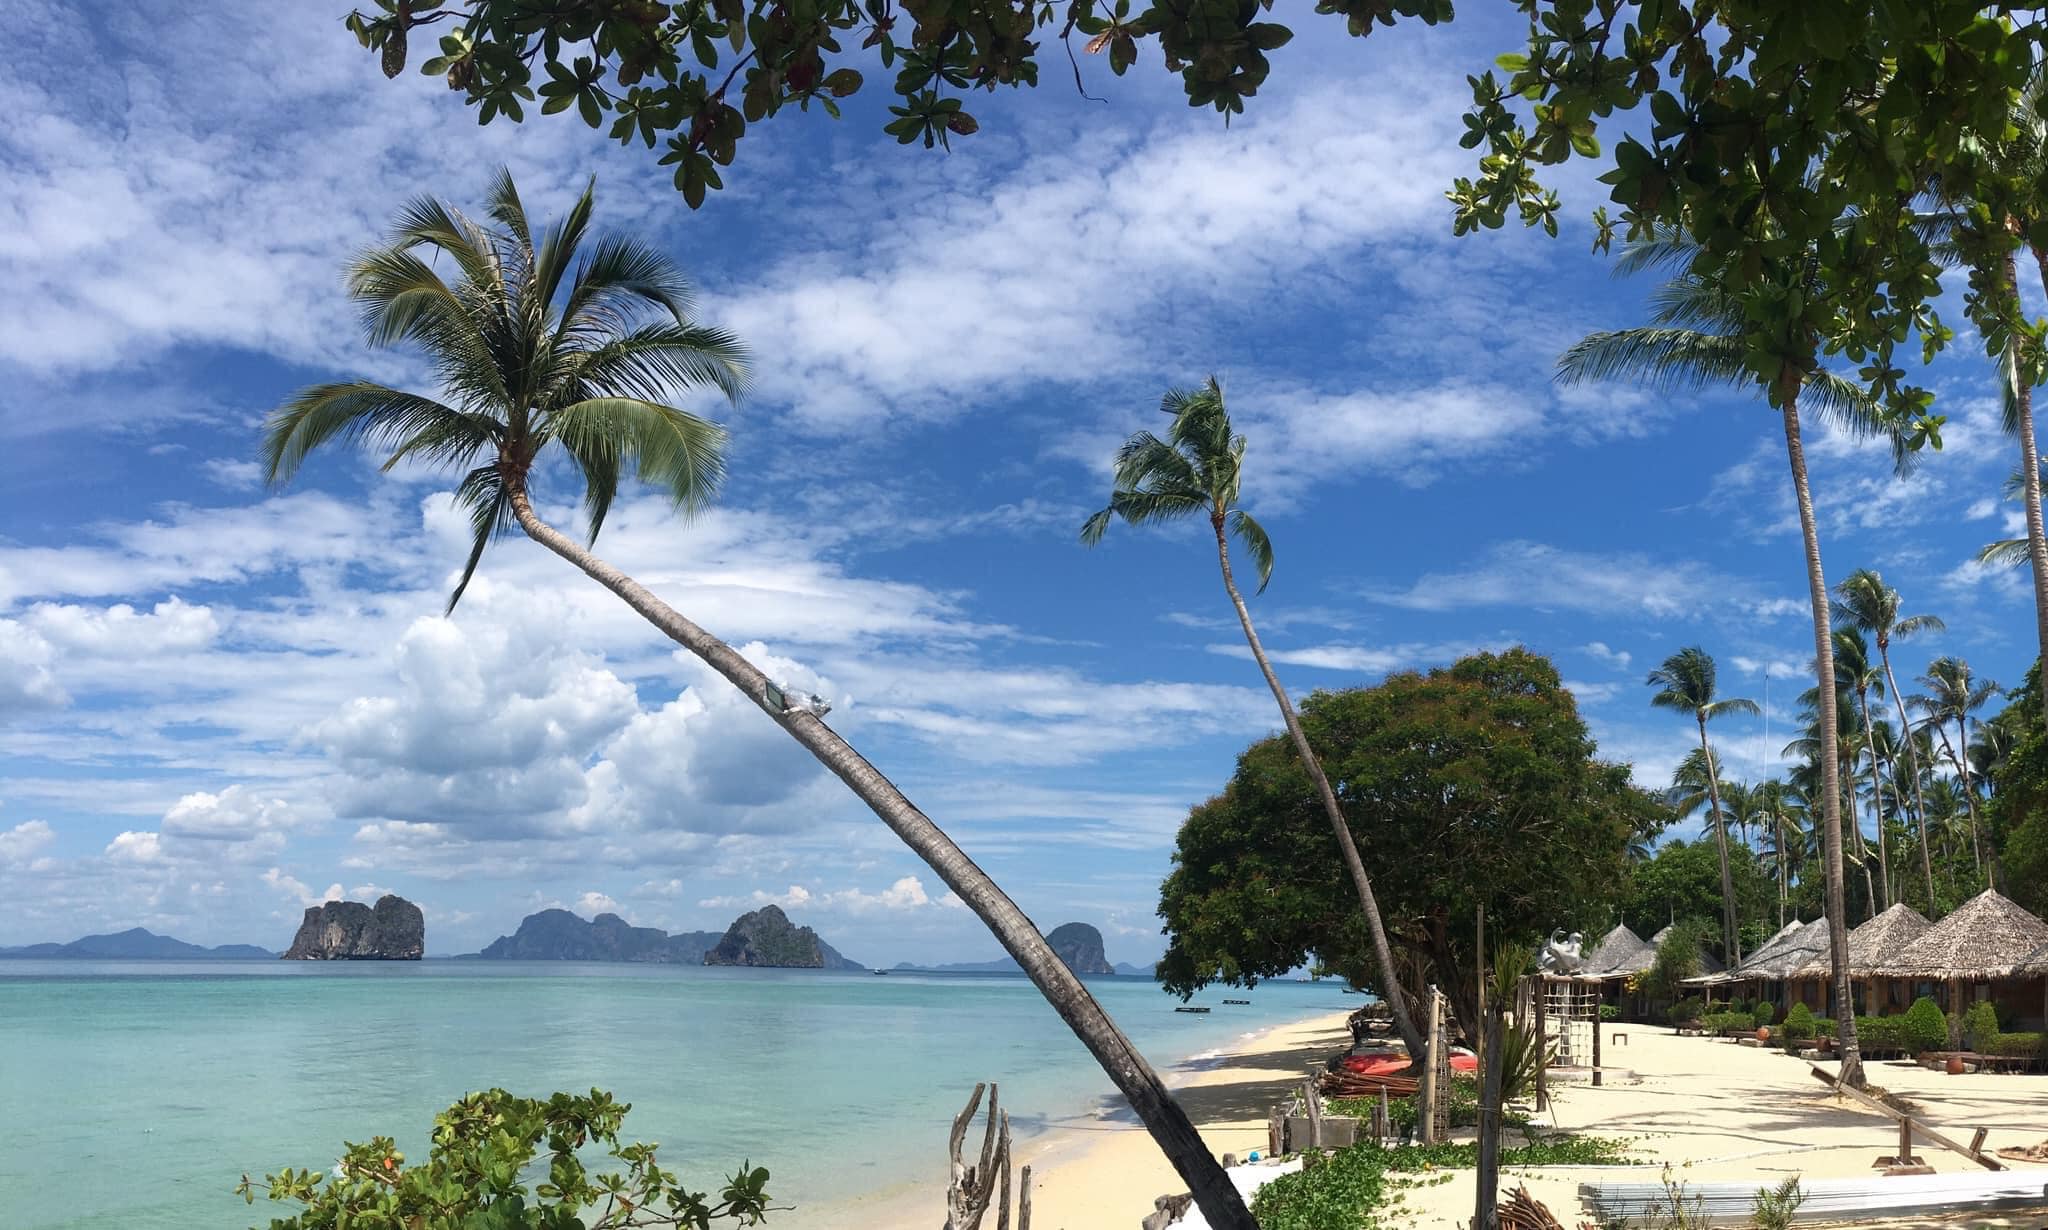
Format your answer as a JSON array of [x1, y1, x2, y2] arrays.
[[1876, 889, 2048, 1037], [1790, 902, 1930, 1015]]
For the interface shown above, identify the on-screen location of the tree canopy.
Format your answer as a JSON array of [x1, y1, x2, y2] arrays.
[[1156, 647, 1654, 1039]]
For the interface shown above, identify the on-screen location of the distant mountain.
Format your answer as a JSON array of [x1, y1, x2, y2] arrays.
[[475, 910, 723, 963], [895, 922, 1124, 977], [704, 906, 863, 970], [0, 927, 273, 960], [1113, 961, 1156, 978]]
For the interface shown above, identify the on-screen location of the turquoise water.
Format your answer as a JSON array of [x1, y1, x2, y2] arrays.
[[0, 961, 1352, 1227]]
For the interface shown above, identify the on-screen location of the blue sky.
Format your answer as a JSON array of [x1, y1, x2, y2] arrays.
[[0, 3, 2038, 962]]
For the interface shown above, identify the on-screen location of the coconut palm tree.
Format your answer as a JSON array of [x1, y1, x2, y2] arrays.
[[1558, 231, 1906, 1085], [1833, 629, 1896, 909], [1080, 378, 1426, 1062], [1971, 463, 2048, 570], [1912, 656, 2000, 873], [1832, 569, 1943, 910], [265, 174, 1259, 1228], [1752, 779, 1805, 930], [1646, 647, 1757, 962]]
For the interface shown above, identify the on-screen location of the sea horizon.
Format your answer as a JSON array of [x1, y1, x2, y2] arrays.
[[0, 958, 1356, 1229]]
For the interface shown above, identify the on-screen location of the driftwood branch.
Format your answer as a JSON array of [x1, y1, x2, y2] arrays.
[[947, 1082, 1032, 1230]]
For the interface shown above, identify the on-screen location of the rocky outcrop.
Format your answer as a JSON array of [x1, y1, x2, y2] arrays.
[[1045, 922, 1114, 975], [475, 909, 722, 963], [282, 895, 425, 960], [702, 905, 863, 970]]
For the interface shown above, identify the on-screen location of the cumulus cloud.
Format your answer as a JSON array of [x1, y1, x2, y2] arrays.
[[0, 619, 66, 713], [262, 867, 344, 908], [1582, 642, 1632, 670], [0, 819, 55, 865], [698, 876, 960, 915], [575, 891, 622, 916], [104, 830, 163, 864]]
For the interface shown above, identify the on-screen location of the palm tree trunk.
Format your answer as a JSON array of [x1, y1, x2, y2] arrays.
[[1950, 718, 1985, 872], [507, 488, 1259, 1229], [1782, 397, 1864, 1088], [1697, 719, 1741, 964], [2018, 248, 2048, 732], [1878, 651, 1937, 910], [1209, 517, 1427, 1059], [1853, 690, 1892, 912], [1776, 816, 1789, 931]]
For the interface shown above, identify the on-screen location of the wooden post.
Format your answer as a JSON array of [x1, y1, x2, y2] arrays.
[[1303, 1078, 1323, 1151], [1591, 980, 1604, 1088], [1268, 1103, 1283, 1157], [1373, 1086, 1391, 1143], [1473, 958, 1505, 1230], [1419, 985, 1442, 1144], [1533, 976, 1549, 1112]]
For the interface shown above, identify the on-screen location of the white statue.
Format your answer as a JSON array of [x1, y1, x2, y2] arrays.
[[1538, 928, 1586, 974]]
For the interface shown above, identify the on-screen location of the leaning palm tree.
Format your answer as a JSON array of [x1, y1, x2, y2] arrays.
[[1080, 379, 1425, 1061], [1912, 656, 2000, 873], [1832, 569, 1943, 910], [1557, 230, 1906, 1085], [1647, 647, 1757, 962], [264, 174, 1258, 1228]]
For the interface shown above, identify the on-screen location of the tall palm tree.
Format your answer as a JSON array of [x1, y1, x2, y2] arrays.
[[1832, 569, 1943, 910], [1912, 656, 2000, 873], [1832, 630, 1896, 909], [1557, 232, 1905, 1085], [1971, 463, 2048, 570], [265, 175, 1259, 1228], [1646, 647, 1757, 962], [1753, 779, 1805, 930], [1080, 378, 1425, 1062]]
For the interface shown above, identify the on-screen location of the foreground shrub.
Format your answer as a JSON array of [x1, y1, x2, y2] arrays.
[[1599, 1003, 1620, 1021], [237, 1088, 773, 1230], [1250, 1137, 1632, 1230], [1902, 997, 1950, 1055], [1782, 1003, 1816, 1042], [1667, 997, 1705, 1026], [1963, 1002, 2001, 1051], [1752, 1002, 1777, 1029]]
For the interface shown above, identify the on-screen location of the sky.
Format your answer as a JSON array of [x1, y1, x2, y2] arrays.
[[0, 3, 2039, 964]]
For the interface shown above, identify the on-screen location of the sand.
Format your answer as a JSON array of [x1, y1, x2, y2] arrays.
[[817, 1017, 2048, 1228]]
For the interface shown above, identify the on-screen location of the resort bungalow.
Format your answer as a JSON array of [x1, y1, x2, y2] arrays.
[[1582, 924, 1655, 1017], [1686, 919, 1829, 1012], [1786, 902, 1930, 1017], [1874, 889, 2048, 1032]]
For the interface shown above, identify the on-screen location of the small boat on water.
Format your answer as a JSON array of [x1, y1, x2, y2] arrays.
[[1223, 998, 1250, 1005], [1174, 1006, 1211, 1014], [872, 969, 889, 975]]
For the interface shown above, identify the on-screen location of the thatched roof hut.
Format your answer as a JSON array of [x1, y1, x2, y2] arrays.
[[1685, 919, 1815, 987], [1742, 917, 1830, 980], [2019, 937, 2048, 976], [1876, 889, 2048, 979], [1789, 903, 1929, 979], [1584, 923, 1653, 978]]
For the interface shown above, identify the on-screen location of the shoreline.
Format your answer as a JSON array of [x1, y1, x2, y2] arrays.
[[805, 1006, 1356, 1229]]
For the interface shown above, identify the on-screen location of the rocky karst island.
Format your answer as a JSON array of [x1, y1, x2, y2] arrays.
[[281, 895, 425, 960]]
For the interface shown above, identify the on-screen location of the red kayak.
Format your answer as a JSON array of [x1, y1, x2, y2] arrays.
[[1340, 1052, 1479, 1075]]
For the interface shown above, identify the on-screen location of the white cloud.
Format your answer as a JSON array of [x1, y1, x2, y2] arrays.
[[104, 830, 163, 864], [697, 876, 960, 916], [23, 596, 219, 653], [201, 459, 264, 489], [0, 619, 66, 713], [262, 867, 344, 908], [1582, 641, 1632, 670], [575, 891, 622, 916], [1364, 541, 1787, 621], [0, 819, 54, 865]]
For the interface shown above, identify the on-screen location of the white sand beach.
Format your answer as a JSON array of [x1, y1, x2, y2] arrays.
[[821, 1014, 2048, 1229]]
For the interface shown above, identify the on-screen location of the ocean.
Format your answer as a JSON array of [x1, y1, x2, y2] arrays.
[[0, 960, 1355, 1228]]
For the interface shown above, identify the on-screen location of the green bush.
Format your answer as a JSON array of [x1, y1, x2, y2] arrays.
[[1668, 997, 1705, 1026], [1752, 1002, 1777, 1028], [236, 1088, 772, 1230], [1983, 1031, 2045, 1060], [1599, 1003, 1620, 1021], [1962, 1003, 1999, 1051], [1902, 996, 1950, 1055], [1250, 1138, 1633, 1230], [1782, 1003, 1816, 1042]]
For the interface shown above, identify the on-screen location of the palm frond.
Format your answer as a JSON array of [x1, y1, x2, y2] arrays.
[[1103, 488, 1208, 527], [262, 382, 484, 486], [1230, 509, 1275, 593], [1892, 613, 1946, 639], [544, 396, 729, 516], [446, 463, 514, 612], [1078, 507, 1115, 547], [1706, 697, 1762, 719], [530, 176, 597, 315], [390, 195, 507, 304], [564, 322, 749, 405], [560, 234, 700, 334], [1555, 328, 1748, 393], [1975, 537, 2032, 567], [484, 167, 533, 252]]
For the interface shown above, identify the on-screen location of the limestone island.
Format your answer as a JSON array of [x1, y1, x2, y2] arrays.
[[282, 895, 425, 960]]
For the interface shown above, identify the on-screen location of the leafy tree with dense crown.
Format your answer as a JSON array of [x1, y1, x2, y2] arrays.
[[1079, 378, 1425, 1061], [1645, 646, 1756, 963], [1621, 838, 1773, 962], [1156, 648, 1648, 1044], [1556, 232, 1910, 1088], [1832, 568, 1944, 910], [260, 172, 1258, 1230]]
